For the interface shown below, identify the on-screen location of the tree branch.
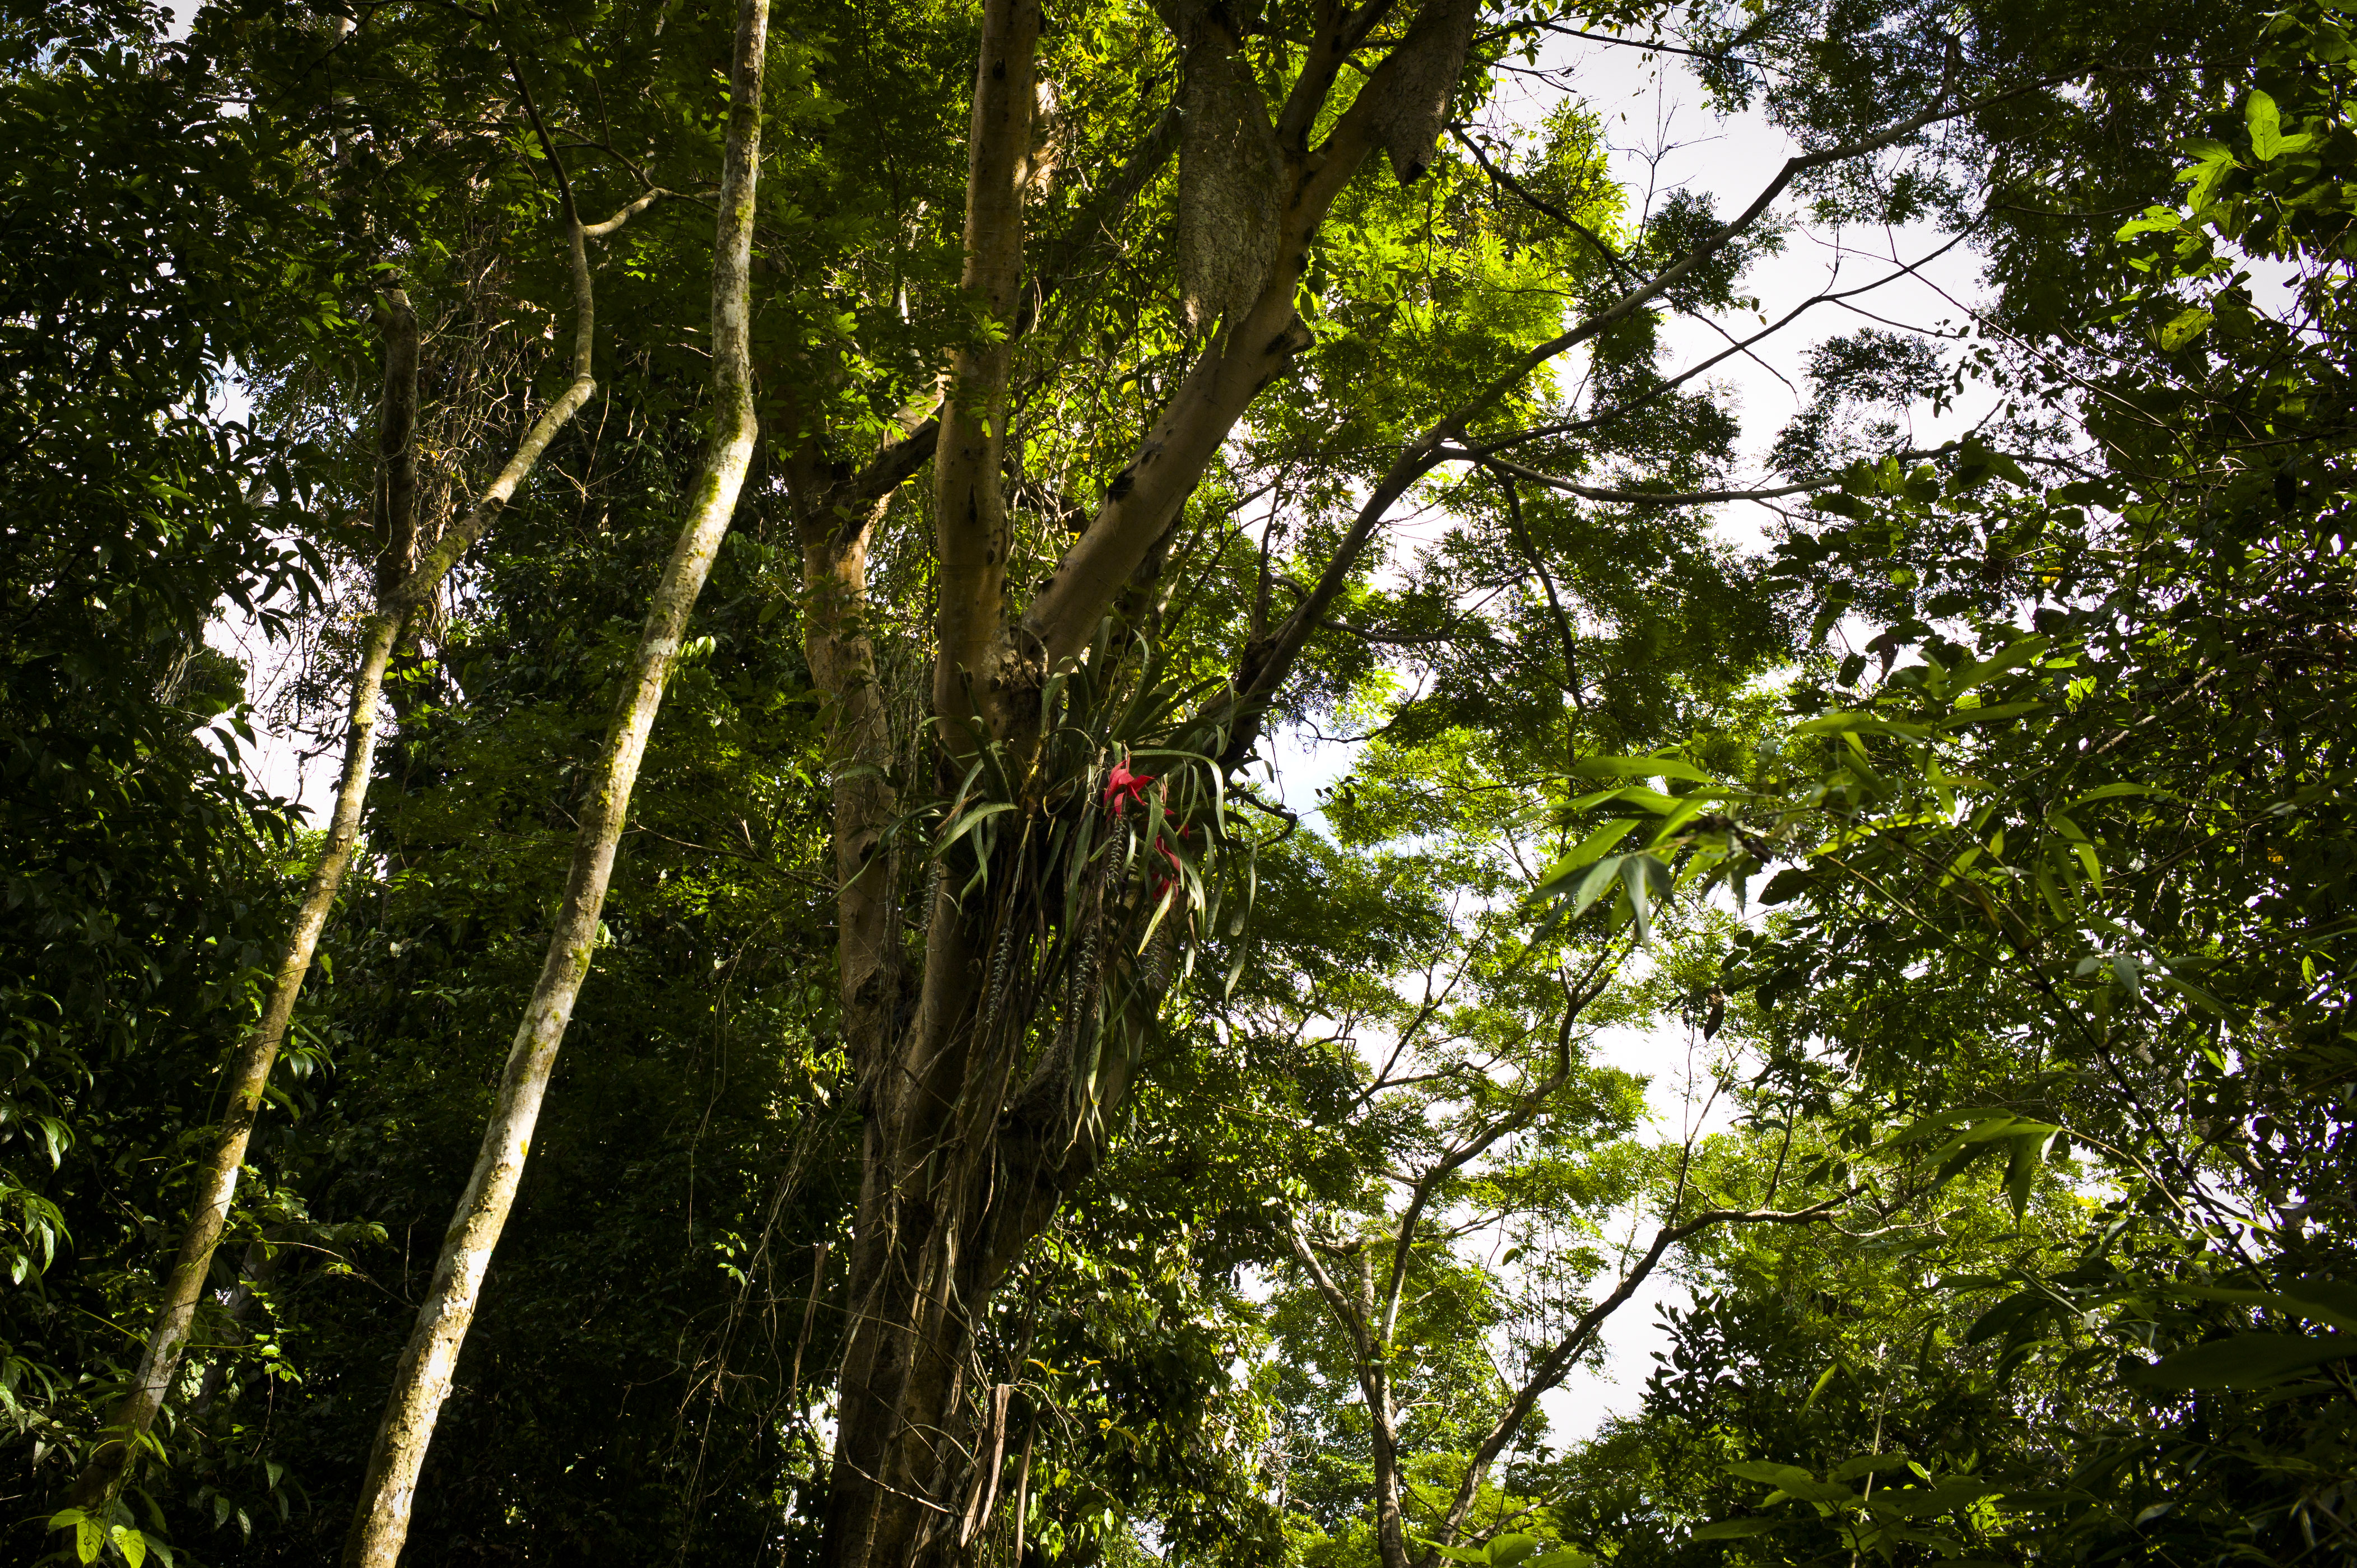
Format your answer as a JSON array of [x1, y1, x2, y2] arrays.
[[1219, 66, 2092, 767], [1421, 1198, 1849, 1560]]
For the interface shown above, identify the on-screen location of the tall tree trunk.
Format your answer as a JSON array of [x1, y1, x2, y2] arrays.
[[372, 290, 424, 599], [1370, 1374, 1412, 1568], [814, 9, 1491, 1564], [62, 256, 598, 1514], [820, 5, 1037, 1562], [337, 3, 769, 1558], [811, 12, 1499, 1565], [929, 0, 1038, 742]]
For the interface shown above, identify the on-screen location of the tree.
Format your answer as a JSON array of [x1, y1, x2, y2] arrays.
[[1512, 1, 2357, 1558], [782, 3, 2095, 1559], [18, 0, 2343, 1561], [3, 8, 350, 1558], [62, 85, 621, 1523]]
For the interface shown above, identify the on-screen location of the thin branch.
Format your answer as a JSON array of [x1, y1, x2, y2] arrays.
[[500, 26, 580, 228], [1378, 959, 1617, 1345], [1225, 67, 2091, 760], [1422, 1197, 1850, 1560], [1447, 123, 1630, 280], [1493, 472, 1585, 714], [1539, 22, 1769, 70]]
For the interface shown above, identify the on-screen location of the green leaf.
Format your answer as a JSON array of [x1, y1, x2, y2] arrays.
[[1524, 1550, 1593, 1568], [1865, 1480, 1998, 1520], [1964, 1287, 2052, 1346], [2069, 782, 2177, 806], [2158, 308, 2213, 350], [2004, 1123, 2059, 1219], [1569, 753, 1713, 784], [1933, 699, 2047, 730], [111, 1525, 148, 1568], [1728, 1461, 1819, 1489], [1602, 785, 1687, 815], [2245, 90, 2315, 159], [932, 800, 1016, 858], [1793, 711, 1934, 739], [1536, 819, 1638, 888], [1689, 1518, 1783, 1540], [2130, 1332, 2356, 1389], [1950, 635, 2049, 692], [49, 1511, 104, 1567], [2114, 206, 2181, 240], [1884, 1105, 2021, 1147], [1620, 853, 1673, 943], [2246, 90, 2282, 153], [1569, 854, 1626, 918], [2280, 1279, 2357, 1334], [1730, 1460, 1854, 1502], [2170, 1281, 2357, 1335]]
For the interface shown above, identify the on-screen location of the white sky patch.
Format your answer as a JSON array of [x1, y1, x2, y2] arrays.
[[195, 367, 353, 820]]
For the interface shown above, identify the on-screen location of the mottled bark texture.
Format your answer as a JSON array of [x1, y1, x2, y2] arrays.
[[815, 8, 1487, 1568], [1161, 0, 1285, 331], [337, 0, 769, 1558], [63, 183, 613, 1529]]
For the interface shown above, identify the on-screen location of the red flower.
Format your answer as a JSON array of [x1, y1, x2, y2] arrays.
[[1152, 828, 1188, 899], [1103, 760, 1155, 817]]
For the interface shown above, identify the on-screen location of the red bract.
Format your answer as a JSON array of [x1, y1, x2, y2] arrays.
[[1103, 760, 1154, 816], [1152, 833, 1186, 899]]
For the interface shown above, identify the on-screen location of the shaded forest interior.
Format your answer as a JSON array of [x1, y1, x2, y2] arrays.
[[3, 0, 2354, 1564]]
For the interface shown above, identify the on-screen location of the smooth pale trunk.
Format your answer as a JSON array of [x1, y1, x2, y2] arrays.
[[337, 0, 769, 1560], [64, 263, 597, 1515]]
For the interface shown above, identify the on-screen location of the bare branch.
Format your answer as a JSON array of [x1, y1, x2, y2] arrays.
[[1422, 1198, 1850, 1560]]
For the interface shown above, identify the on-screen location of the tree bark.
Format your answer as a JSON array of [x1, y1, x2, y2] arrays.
[[371, 291, 423, 599], [336, 0, 768, 1557], [813, 10, 1493, 1567], [931, 0, 1039, 742], [63, 253, 599, 1514], [820, 6, 1039, 1562], [62, 604, 402, 1516]]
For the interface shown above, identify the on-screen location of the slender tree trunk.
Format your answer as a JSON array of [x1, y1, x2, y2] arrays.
[[62, 604, 402, 1514], [1356, 1248, 1411, 1568], [793, 479, 902, 1078], [62, 216, 603, 1522], [929, 0, 1038, 740], [372, 291, 424, 598], [1370, 1375, 1412, 1568], [338, 2, 768, 1557]]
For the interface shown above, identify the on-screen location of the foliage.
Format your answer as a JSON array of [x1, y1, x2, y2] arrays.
[[6, 0, 2355, 1562]]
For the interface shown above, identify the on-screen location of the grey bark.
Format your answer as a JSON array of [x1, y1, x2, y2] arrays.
[[64, 257, 596, 1515], [336, 1, 769, 1558], [1163, 0, 1285, 331]]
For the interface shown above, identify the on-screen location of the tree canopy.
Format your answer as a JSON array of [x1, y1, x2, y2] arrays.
[[3, 0, 2351, 1564]]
